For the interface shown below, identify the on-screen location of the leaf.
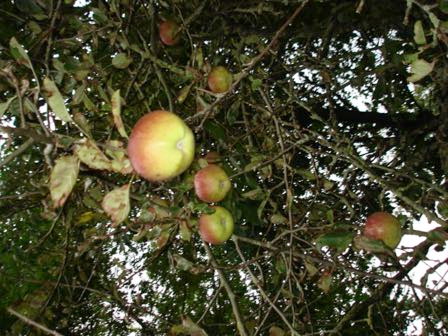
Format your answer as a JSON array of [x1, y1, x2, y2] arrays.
[[101, 184, 130, 226], [104, 140, 133, 174], [50, 155, 79, 208], [304, 259, 318, 277], [269, 326, 285, 336], [43, 77, 72, 122], [9, 37, 32, 69], [316, 231, 354, 253], [413, 20, 426, 45], [112, 53, 132, 69], [170, 316, 208, 336], [111, 89, 128, 138], [0, 96, 17, 118], [75, 139, 114, 171], [179, 220, 192, 241], [270, 213, 288, 225], [353, 235, 392, 255], [241, 188, 265, 200], [407, 59, 435, 82], [176, 83, 193, 104], [318, 272, 332, 293]]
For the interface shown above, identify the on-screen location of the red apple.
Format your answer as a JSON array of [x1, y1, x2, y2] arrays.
[[127, 110, 195, 182], [194, 164, 231, 203], [207, 66, 232, 93], [198, 206, 234, 244], [363, 212, 402, 249], [159, 20, 180, 46]]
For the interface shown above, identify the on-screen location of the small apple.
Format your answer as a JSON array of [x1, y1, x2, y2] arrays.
[[198, 206, 234, 244], [159, 20, 180, 46], [194, 164, 231, 203], [363, 212, 402, 249], [207, 66, 232, 93], [127, 110, 195, 182]]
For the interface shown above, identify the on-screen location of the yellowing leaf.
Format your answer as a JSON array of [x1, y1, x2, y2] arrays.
[[75, 139, 133, 174], [75, 139, 113, 171], [102, 184, 130, 226], [43, 77, 72, 122], [50, 155, 79, 208], [170, 316, 208, 336], [269, 326, 285, 336], [111, 90, 128, 138], [9, 37, 32, 69], [407, 59, 435, 82], [413, 20, 427, 45], [104, 140, 133, 174]]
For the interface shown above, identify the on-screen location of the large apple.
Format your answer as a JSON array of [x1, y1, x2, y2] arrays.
[[363, 212, 402, 249], [207, 66, 232, 93], [159, 20, 180, 46], [198, 206, 234, 244], [194, 164, 231, 203], [127, 110, 195, 182]]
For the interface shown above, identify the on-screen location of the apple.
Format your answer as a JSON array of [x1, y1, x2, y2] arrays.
[[194, 164, 231, 203], [127, 110, 195, 182], [207, 66, 232, 93], [363, 212, 402, 249], [159, 20, 180, 46], [198, 206, 234, 244]]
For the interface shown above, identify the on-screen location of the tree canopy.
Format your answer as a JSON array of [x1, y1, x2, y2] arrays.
[[1, 0, 447, 335]]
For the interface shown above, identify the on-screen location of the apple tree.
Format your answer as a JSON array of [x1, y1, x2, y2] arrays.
[[1, 0, 447, 335]]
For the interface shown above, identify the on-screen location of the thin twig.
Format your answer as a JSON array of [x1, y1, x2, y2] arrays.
[[7, 307, 63, 336]]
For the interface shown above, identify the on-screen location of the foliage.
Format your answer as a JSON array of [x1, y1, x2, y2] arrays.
[[1, 0, 447, 335]]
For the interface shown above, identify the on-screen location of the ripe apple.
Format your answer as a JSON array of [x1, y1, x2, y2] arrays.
[[159, 20, 180, 46], [207, 66, 232, 93], [198, 206, 234, 244], [363, 212, 402, 249], [194, 164, 231, 203], [127, 110, 195, 182]]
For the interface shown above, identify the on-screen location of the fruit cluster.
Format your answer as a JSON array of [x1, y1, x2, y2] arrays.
[[126, 20, 403, 250]]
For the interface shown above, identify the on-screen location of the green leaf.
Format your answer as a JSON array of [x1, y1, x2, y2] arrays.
[[204, 121, 226, 140], [316, 231, 354, 253], [43, 77, 72, 122], [318, 272, 332, 293], [407, 59, 435, 82], [413, 20, 426, 45], [101, 184, 130, 226], [50, 155, 79, 208], [353, 235, 392, 255], [270, 213, 288, 225], [9, 37, 32, 69], [112, 53, 132, 69], [0, 96, 17, 118], [111, 89, 128, 138]]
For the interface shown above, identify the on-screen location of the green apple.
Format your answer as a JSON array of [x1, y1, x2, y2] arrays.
[[127, 110, 195, 181], [207, 66, 232, 93], [363, 212, 402, 249], [159, 20, 180, 46], [199, 206, 234, 244], [194, 164, 231, 203]]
